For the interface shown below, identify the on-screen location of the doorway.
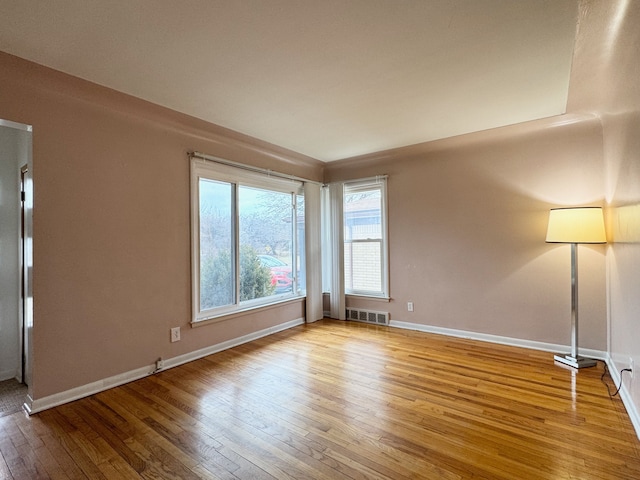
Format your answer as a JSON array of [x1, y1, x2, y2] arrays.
[[0, 119, 33, 416]]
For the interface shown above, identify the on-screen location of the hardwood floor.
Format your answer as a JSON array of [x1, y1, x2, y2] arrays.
[[1, 319, 639, 479]]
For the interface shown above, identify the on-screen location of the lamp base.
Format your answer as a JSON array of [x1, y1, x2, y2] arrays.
[[554, 354, 597, 369]]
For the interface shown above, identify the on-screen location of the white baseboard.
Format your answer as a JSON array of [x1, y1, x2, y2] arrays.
[[389, 320, 608, 359], [607, 359, 640, 440], [26, 365, 153, 414], [26, 317, 304, 414], [160, 317, 304, 371], [23, 393, 34, 415], [621, 386, 640, 441]]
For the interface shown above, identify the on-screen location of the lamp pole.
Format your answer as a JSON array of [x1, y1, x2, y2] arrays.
[[570, 242, 578, 360], [553, 242, 597, 368]]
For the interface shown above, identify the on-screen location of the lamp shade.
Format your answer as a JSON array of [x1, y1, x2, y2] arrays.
[[546, 207, 606, 243]]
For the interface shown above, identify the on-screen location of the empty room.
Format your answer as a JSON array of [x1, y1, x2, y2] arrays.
[[0, 0, 639, 478]]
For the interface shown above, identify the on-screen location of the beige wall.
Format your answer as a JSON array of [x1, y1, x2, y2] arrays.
[[0, 51, 322, 399], [567, 0, 640, 414], [326, 116, 607, 348]]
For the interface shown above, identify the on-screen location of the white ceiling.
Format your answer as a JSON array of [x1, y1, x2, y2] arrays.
[[0, 0, 579, 162]]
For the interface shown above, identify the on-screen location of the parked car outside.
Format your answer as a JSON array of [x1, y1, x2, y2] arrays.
[[258, 255, 293, 293]]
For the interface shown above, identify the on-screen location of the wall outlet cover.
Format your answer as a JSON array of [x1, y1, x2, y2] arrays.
[[171, 327, 181, 343]]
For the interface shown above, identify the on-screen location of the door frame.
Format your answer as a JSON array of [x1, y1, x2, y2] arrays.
[[20, 164, 29, 385]]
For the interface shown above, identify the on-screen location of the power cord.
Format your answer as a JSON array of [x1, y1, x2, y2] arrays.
[[599, 361, 632, 397]]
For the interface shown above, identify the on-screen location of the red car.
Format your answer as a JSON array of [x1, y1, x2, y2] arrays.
[[259, 255, 293, 293]]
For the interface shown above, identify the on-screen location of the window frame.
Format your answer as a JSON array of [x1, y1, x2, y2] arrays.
[[343, 178, 389, 299], [190, 158, 304, 324]]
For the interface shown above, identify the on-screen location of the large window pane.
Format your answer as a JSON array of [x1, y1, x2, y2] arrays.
[[239, 186, 294, 300], [199, 179, 234, 310]]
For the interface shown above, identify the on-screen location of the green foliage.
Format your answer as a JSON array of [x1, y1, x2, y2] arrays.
[[200, 245, 275, 310], [239, 245, 276, 301], [200, 250, 233, 310]]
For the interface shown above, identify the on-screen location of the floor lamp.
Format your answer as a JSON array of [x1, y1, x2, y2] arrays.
[[546, 207, 606, 369]]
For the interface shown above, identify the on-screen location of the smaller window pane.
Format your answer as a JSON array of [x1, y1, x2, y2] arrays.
[[199, 179, 234, 310], [345, 241, 382, 292], [296, 194, 305, 294], [344, 189, 381, 242], [343, 182, 386, 296]]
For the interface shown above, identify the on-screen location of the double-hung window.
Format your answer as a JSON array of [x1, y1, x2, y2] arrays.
[[191, 158, 304, 323], [343, 178, 388, 298]]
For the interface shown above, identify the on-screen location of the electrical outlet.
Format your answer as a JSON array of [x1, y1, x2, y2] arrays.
[[170, 327, 181, 343], [407, 302, 414, 312]]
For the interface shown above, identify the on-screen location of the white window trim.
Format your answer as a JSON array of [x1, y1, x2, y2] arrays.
[[343, 177, 389, 299], [190, 157, 304, 324]]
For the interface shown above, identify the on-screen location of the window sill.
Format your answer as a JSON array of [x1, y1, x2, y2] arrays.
[[345, 294, 390, 302], [191, 296, 305, 328]]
